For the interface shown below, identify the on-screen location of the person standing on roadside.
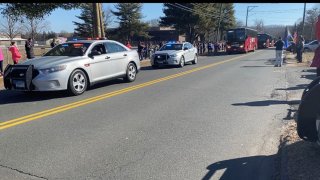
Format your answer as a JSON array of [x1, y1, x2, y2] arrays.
[[50, 38, 57, 48], [138, 41, 145, 61], [125, 41, 132, 49], [9, 42, 21, 64], [25, 38, 35, 59], [310, 15, 320, 76], [0, 46, 3, 76], [296, 35, 305, 63], [274, 37, 285, 67]]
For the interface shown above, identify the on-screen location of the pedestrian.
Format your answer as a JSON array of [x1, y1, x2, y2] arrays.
[[296, 35, 304, 63], [201, 42, 205, 54], [138, 41, 145, 61], [0, 46, 3, 76], [25, 38, 35, 59], [159, 41, 163, 49], [50, 38, 57, 48], [9, 41, 21, 65], [125, 41, 132, 49], [274, 37, 285, 67], [207, 42, 212, 54]]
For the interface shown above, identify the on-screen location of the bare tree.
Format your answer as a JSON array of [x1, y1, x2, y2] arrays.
[[103, 6, 114, 29], [0, 14, 23, 41], [305, 8, 320, 40], [236, 20, 244, 27], [22, 17, 50, 41], [146, 19, 160, 27], [254, 19, 264, 33]]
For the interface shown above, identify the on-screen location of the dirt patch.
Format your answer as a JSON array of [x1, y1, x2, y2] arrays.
[[279, 122, 320, 180], [285, 52, 314, 67]]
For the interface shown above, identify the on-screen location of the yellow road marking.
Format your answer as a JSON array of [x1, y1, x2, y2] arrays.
[[0, 52, 258, 130]]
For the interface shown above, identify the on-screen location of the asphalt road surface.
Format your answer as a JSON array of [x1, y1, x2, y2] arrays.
[[0, 49, 287, 180]]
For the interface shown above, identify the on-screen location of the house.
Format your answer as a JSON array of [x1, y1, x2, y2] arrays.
[[0, 34, 27, 46], [147, 26, 185, 42]]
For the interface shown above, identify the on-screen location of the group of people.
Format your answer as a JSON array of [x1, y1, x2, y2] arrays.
[[0, 38, 59, 77], [195, 41, 226, 55], [274, 35, 306, 67], [126, 41, 166, 61], [0, 38, 35, 77]]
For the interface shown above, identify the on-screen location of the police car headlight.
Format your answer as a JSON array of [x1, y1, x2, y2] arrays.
[[170, 54, 178, 58], [240, 45, 244, 48], [40, 65, 67, 74]]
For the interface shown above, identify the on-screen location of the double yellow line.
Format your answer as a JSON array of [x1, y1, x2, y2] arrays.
[[0, 53, 254, 130]]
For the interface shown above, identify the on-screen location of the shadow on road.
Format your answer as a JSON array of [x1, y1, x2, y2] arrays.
[[232, 100, 300, 107], [275, 84, 308, 91], [202, 139, 320, 180], [301, 74, 317, 81], [0, 78, 126, 105], [302, 69, 316, 73], [241, 65, 273, 68], [202, 155, 277, 180], [140, 66, 177, 71]]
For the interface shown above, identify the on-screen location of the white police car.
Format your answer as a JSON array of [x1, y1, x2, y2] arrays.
[[151, 42, 198, 68]]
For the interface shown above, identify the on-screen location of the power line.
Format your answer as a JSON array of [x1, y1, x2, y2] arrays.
[[172, 3, 219, 18]]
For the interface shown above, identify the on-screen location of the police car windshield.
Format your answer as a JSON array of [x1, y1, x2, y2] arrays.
[[44, 43, 91, 56], [160, 44, 183, 51]]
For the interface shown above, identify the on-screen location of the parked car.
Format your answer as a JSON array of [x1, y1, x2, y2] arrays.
[[150, 42, 198, 68], [304, 40, 319, 52], [3, 40, 140, 96]]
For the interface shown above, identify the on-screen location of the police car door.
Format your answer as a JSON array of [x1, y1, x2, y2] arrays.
[[104, 42, 127, 77], [89, 43, 114, 82]]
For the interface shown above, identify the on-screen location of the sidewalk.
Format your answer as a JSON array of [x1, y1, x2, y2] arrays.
[[0, 59, 152, 91], [277, 51, 320, 179]]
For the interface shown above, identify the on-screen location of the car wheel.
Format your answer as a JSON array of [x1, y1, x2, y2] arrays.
[[297, 84, 320, 142], [68, 69, 88, 96], [124, 62, 137, 82], [178, 56, 185, 68], [302, 76, 320, 100], [192, 54, 198, 64]]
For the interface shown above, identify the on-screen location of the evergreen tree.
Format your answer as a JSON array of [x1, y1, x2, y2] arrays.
[[73, 4, 94, 38], [160, 3, 236, 42], [160, 3, 200, 43], [111, 3, 149, 42]]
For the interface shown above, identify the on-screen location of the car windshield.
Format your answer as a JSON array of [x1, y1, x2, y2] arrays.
[[258, 34, 268, 42], [160, 44, 183, 51], [44, 43, 91, 56], [227, 29, 246, 42]]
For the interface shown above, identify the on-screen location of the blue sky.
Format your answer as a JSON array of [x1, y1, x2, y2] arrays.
[[6, 3, 320, 33]]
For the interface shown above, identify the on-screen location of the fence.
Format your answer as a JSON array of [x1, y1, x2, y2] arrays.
[[1, 46, 52, 68]]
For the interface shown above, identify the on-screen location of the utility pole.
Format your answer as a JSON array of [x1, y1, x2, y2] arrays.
[[217, 3, 223, 42], [302, 3, 306, 36], [92, 3, 101, 38], [98, 3, 105, 38], [245, 6, 258, 27]]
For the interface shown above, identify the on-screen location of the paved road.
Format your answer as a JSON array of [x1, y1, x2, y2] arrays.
[[0, 49, 287, 179]]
